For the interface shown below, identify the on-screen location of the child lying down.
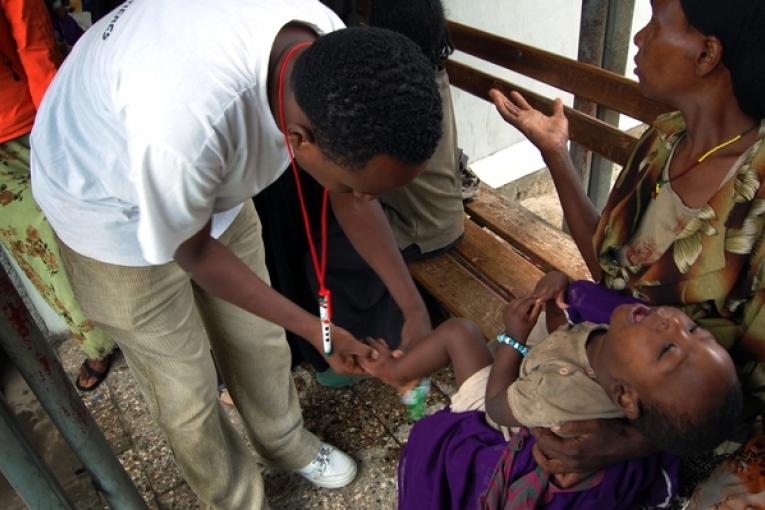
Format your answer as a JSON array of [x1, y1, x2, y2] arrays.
[[362, 272, 743, 508]]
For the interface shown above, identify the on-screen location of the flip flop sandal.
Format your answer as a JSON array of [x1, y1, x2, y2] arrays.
[[75, 353, 114, 392]]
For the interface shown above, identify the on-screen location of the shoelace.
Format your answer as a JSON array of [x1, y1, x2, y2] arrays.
[[311, 446, 333, 473]]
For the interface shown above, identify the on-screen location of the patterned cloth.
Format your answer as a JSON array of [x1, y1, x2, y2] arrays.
[[593, 112, 765, 404], [684, 421, 765, 510], [618, 142, 701, 267], [0, 134, 114, 359], [397, 409, 511, 510], [479, 428, 679, 510]]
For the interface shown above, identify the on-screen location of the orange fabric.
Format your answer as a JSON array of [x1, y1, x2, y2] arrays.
[[0, 0, 59, 142]]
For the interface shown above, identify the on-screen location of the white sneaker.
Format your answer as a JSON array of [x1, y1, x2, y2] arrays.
[[296, 443, 357, 489]]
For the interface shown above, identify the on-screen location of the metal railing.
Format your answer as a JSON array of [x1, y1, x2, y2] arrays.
[[0, 260, 146, 509]]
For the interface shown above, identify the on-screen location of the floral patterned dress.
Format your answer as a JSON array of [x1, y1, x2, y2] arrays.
[[0, 134, 114, 359]]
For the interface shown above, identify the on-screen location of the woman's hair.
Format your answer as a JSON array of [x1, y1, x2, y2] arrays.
[[368, 0, 454, 67], [680, 0, 765, 119], [292, 27, 442, 170]]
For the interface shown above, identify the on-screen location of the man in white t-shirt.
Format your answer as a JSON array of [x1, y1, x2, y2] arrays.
[[30, 1, 442, 507]]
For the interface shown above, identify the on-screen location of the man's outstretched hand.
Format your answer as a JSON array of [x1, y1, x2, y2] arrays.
[[325, 324, 379, 375]]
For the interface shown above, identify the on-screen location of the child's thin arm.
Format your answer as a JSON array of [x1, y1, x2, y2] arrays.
[[361, 318, 491, 389], [485, 296, 542, 428], [485, 343, 524, 427]]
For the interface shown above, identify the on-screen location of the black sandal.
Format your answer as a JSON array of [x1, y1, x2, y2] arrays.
[[75, 353, 114, 392]]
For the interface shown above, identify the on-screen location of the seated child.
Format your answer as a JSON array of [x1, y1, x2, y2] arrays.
[[362, 272, 743, 505]]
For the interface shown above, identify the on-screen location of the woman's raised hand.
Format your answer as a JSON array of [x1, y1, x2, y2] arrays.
[[489, 89, 569, 155]]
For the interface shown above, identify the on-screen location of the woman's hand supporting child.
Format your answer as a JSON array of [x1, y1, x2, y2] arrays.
[[530, 419, 656, 478]]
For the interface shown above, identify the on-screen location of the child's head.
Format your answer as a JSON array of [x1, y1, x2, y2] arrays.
[[369, 0, 453, 68], [599, 304, 742, 456], [290, 27, 442, 197]]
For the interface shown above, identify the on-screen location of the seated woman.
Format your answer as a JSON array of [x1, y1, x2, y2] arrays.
[[363, 271, 742, 508], [390, 0, 764, 507], [488, 0, 765, 506]]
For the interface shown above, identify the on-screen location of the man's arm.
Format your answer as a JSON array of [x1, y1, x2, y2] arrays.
[[174, 220, 376, 375], [329, 192, 431, 350]]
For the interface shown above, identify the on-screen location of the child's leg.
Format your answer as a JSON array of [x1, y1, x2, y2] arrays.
[[363, 318, 491, 389]]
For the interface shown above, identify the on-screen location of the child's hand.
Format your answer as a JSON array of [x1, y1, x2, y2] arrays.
[[359, 338, 405, 388], [323, 325, 379, 376], [503, 296, 544, 343], [531, 271, 569, 310]]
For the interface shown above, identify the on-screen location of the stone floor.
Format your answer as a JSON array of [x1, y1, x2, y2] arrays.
[[4, 337, 457, 509]]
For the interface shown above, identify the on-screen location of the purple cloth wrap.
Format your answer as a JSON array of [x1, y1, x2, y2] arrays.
[[564, 280, 643, 325], [399, 410, 679, 510]]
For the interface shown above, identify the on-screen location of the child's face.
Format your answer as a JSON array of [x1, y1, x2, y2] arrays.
[[604, 304, 737, 416]]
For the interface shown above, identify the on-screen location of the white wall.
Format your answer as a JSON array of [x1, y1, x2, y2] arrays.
[[443, 0, 582, 161], [444, 1, 654, 186], [620, 1, 651, 129]]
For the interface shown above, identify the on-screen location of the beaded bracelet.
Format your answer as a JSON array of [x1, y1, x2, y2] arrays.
[[496, 333, 529, 357]]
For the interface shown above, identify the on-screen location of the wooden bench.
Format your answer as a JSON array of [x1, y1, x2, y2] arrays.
[[407, 21, 673, 340]]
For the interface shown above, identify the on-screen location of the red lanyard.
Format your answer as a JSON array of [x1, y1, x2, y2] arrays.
[[276, 41, 333, 354]]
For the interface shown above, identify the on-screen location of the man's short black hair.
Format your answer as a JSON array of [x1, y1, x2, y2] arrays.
[[635, 378, 743, 457], [369, 0, 454, 67], [292, 26, 442, 170]]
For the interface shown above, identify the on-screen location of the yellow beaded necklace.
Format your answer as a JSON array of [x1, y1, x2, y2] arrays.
[[653, 124, 758, 199]]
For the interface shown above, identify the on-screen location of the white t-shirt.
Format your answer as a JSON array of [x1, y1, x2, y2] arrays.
[[31, 0, 343, 266]]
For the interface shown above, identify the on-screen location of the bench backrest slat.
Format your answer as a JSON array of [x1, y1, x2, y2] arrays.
[[446, 60, 639, 167], [448, 21, 671, 124]]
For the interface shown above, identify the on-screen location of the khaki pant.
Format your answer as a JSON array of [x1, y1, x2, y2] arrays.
[[59, 201, 320, 509]]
